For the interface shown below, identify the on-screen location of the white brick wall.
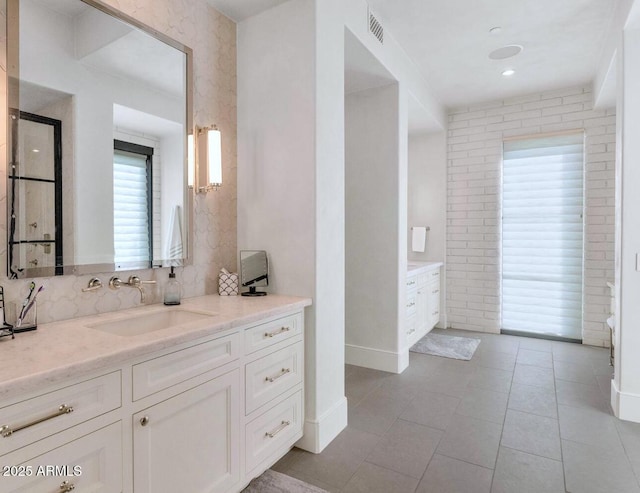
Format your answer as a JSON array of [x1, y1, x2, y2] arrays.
[[446, 86, 615, 347]]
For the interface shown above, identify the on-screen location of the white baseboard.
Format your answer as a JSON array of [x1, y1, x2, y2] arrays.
[[611, 378, 640, 422], [345, 344, 408, 373], [296, 396, 348, 454]]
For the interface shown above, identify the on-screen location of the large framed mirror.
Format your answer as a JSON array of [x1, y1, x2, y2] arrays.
[[6, 0, 192, 278]]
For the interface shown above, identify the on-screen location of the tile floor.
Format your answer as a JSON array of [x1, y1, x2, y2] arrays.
[[273, 329, 640, 492]]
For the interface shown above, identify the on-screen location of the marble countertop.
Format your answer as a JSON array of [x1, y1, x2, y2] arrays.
[[0, 294, 312, 401], [407, 261, 443, 274]]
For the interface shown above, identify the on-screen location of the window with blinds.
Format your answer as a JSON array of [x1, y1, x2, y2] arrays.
[[113, 143, 152, 267], [502, 133, 584, 341]]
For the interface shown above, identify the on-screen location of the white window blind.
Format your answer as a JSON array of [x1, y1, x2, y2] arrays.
[[502, 133, 584, 340], [113, 149, 150, 265]]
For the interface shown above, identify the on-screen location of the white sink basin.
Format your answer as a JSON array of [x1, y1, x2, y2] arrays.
[[88, 309, 216, 337]]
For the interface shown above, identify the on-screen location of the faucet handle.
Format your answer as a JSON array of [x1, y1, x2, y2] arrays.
[[127, 276, 156, 286], [82, 277, 103, 292], [108, 276, 123, 290]]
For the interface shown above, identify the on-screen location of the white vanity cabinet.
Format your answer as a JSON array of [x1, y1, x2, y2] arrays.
[[130, 309, 304, 492], [1, 422, 123, 493], [406, 263, 442, 347], [0, 301, 308, 493], [132, 370, 241, 493]]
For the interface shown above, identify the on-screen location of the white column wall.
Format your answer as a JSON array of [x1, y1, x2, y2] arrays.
[[236, 0, 328, 451], [345, 84, 403, 372], [238, 0, 444, 453], [613, 25, 640, 422]]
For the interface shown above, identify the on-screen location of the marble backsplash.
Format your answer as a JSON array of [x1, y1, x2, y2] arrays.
[[0, 0, 238, 324]]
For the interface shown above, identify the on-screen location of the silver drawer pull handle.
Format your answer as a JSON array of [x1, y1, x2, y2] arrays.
[[406, 302, 415, 308], [265, 368, 291, 383], [264, 326, 290, 338], [432, 289, 439, 294], [1, 404, 74, 438], [407, 280, 416, 286], [60, 480, 76, 492], [265, 420, 290, 438], [140, 416, 150, 426], [432, 272, 439, 276], [432, 311, 439, 316]]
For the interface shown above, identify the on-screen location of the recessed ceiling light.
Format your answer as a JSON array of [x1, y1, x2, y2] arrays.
[[489, 44, 523, 60], [32, 149, 40, 153], [489, 27, 502, 34], [502, 69, 515, 77]]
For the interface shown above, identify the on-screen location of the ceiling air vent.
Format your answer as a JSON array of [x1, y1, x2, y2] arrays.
[[368, 9, 384, 44]]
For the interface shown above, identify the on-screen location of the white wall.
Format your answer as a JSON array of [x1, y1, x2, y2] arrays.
[[408, 132, 446, 263], [408, 131, 447, 326], [238, 0, 444, 453], [447, 86, 616, 346], [612, 23, 640, 422], [345, 83, 405, 372], [237, 0, 323, 450]]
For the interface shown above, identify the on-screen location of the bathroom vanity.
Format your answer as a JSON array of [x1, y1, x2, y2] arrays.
[[406, 262, 443, 348], [0, 294, 310, 493]]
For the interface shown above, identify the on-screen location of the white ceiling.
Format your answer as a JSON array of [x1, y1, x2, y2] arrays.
[[208, 0, 618, 109], [205, 0, 289, 22]]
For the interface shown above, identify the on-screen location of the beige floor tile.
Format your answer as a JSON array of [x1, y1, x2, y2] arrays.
[[400, 390, 460, 430], [468, 366, 513, 394], [500, 409, 562, 460], [341, 462, 419, 493], [416, 454, 493, 493], [491, 447, 565, 493], [556, 379, 612, 413], [436, 414, 502, 469], [508, 382, 558, 418], [563, 439, 640, 493], [513, 364, 555, 389], [456, 386, 509, 424], [516, 348, 553, 369], [365, 419, 442, 479], [558, 404, 624, 451]]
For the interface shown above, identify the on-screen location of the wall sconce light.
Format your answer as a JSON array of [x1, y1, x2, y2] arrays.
[[190, 124, 222, 193]]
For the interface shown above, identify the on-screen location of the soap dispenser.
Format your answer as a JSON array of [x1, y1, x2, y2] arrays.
[[163, 267, 181, 305]]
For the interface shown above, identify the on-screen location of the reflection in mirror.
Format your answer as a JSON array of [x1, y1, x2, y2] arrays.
[[8, 110, 63, 277], [7, 0, 192, 278]]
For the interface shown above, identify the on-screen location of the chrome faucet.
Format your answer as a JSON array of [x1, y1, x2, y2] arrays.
[[109, 275, 156, 303]]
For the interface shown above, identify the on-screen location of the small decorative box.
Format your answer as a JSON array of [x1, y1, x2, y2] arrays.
[[218, 272, 239, 296]]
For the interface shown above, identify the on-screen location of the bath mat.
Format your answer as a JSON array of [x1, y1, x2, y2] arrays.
[[410, 333, 481, 360], [242, 469, 329, 493]]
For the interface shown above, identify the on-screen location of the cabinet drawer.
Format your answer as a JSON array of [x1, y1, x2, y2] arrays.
[[428, 269, 440, 283], [245, 391, 303, 474], [406, 275, 418, 289], [244, 312, 302, 354], [406, 314, 417, 339], [429, 290, 440, 327], [406, 290, 418, 317], [0, 372, 121, 456], [245, 342, 303, 415], [133, 332, 240, 401], [1, 421, 122, 492]]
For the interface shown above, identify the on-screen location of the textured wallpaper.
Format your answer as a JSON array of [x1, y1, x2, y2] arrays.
[[0, 0, 237, 323]]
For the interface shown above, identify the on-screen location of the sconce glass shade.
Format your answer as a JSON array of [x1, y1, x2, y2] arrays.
[[187, 133, 195, 188], [193, 125, 222, 193], [207, 128, 222, 186]]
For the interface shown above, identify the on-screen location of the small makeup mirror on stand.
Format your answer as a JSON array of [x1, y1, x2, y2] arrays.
[[240, 250, 269, 296]]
